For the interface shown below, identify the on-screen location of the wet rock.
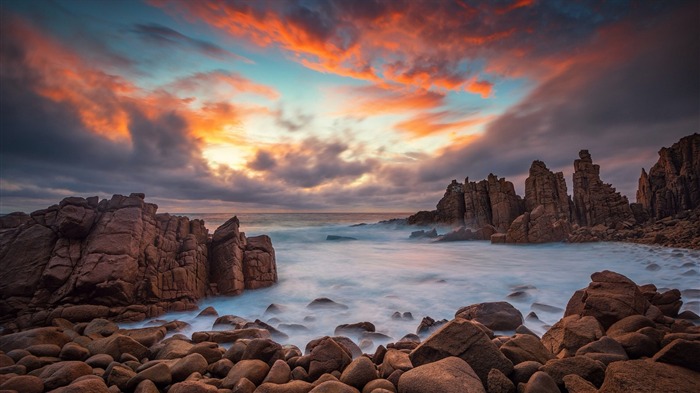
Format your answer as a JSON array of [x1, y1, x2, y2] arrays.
[[415, 316, 447, 335], [362, 378, 396, 393], [241, 338, 284, 366], [326, 235, 358, 241], [580, 271, 650, 329], [336, 322, 376, 337], [213, 315, 247, 328], [307, 298, 349, 310], [398, 356, 485, 393], [197, 307, 219, 317], [455, 302, 523, 330], [410, 319, 513, 384], [192, 328, 270, 343], [310, 380, 360, 392]]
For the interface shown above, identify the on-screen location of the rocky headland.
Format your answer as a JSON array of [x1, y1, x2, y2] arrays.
[[408, 133, 700, 249], [0, 193, 277, 333], [0, 270, 697, 392]]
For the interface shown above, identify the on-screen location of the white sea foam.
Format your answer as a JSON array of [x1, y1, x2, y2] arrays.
[[122, 213, 700, 353]]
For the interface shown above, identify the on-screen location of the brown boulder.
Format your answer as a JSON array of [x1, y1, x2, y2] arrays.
[[539, 356, 606, 388], [255, 380, 315, 393], [222, 359, 270, 388], [652, 338, 700, 372], [499, 334, 554, 365], [309, 380, 360, 393], [171, 353, 208, 381], [35, 360, 92, 390], [523, 371, 559, 393], [308, 337, 352, 380], [575, 336, 628, 365], [598, 359, 700, 392], [0, 375, 44, 393], [409, 319, 512, 384], [0, 327, 70, 352], [455, 302, 523, 330], [398, 356, 486, 393], [487, 368, 515, 393], [48, 376, 110, 393], [126, 363, 172, 390], [340, 356, 377, 390], [579, 271, 650, 329], [169, 380, 219, 393], [541, 315, 604, 358], [87, 334, 148, 360]]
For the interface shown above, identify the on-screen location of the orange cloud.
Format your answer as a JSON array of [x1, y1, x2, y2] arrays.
[[1, 14, 277, 160], [394, 111, 493, 137], [466, 79, 494, 98], [155, 1, 518, 95], [334, 85, 446, 117]]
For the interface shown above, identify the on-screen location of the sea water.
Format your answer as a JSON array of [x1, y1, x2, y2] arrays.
[[123, 213, 700, 352]]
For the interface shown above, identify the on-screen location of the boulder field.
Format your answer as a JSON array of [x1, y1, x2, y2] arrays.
[[408, 133, 700, 249], [0, 193, 277, 332], [0, 270, 697, 392]]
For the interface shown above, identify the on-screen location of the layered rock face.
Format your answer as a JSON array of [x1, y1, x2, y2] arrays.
[[0, 194, 276, 330], [435, 180, 466, 226], [637, 133, 700, 220], [572, 150, 634, 228], [524, 161, 572, 221], [505, 205, 571, 244], [464, 174, 524, 232]]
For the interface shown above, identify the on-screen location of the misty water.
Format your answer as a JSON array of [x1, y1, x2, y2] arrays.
[[123, 213, 700, 352]]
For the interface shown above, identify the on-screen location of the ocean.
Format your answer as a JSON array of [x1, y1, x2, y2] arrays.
[[123, 213, 700, 352]]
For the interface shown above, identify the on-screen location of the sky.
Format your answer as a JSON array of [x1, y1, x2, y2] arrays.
[[0, 0, 698, 213]]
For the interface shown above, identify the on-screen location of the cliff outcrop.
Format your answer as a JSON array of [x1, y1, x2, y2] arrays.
[[572, 150, 635, 228], [0, 193, 276, 331], [637, 133, 700, 220], [525, 160, 572, 221], [409, 134, 700, 247]]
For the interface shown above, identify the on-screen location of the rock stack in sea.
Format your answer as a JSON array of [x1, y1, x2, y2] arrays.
[[408, 133, 700, 248], [0, 270, 697, 392], [0, 193, 277, 332]]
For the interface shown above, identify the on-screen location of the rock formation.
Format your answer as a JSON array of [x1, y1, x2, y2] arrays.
[[503, 205, 571, 244], [464, 174, 524, 232], [435, 180, 466, 226], [572, 150, 634, 228], [0, 193, 276, 331], [637, 133, 700, 220], [524, 160, 573, 221]]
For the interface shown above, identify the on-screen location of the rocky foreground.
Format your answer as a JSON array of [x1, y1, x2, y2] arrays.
[[408, 133, 700, 249], [0, 193, 277, 332], [0, 270, 698, 392]]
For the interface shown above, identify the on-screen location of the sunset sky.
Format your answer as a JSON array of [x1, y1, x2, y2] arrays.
[[1, 0, 698, 213]]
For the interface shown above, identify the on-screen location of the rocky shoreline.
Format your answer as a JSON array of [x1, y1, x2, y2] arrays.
[[0, 193, 277, 333], [0, 270, 697, 392], [407, 133, 700, 249]]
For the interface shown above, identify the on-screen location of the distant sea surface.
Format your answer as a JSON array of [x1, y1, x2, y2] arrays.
[[123, 212, 700, 352]]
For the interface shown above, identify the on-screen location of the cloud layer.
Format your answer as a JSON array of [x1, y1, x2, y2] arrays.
[[1, 1, 698, 214]]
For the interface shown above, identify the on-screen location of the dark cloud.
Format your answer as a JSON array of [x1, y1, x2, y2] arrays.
[[132, 23, 247, 61], [414, 2, 700, 198]]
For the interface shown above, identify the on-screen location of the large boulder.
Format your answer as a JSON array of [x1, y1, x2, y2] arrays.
[[455, 302, 523, 330], [409, 319, 513, 384], [308, 337, 352, 380], [598, 359, 700, 393], [398, 356, 486, 393], [578, 271, 650, 329], [541, 315, 604, 358]]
